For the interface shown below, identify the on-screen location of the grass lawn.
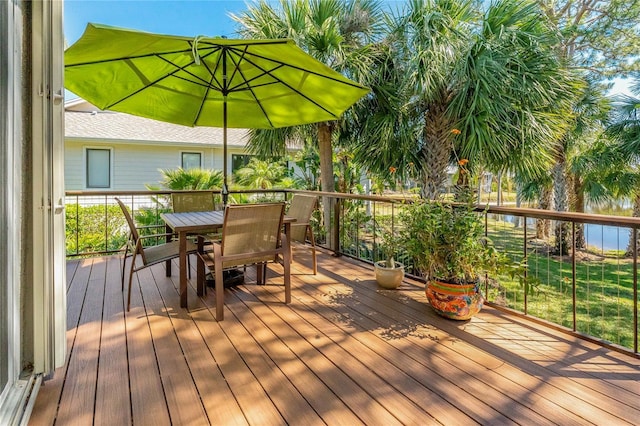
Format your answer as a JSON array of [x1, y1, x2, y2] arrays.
[[487, 216, 636, 350]]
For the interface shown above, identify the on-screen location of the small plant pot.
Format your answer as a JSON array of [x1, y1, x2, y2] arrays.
[[374, 261, 404, 289], [425, 279, 484, 320]]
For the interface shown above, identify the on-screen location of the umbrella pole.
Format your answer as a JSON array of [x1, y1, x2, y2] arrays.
[[222, 97, 228, 206]]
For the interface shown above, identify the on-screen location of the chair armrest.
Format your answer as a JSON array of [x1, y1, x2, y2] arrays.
[[290, 222, 310, 227]]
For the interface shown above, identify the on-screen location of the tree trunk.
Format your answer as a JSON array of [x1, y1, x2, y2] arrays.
[[496, 172, 502, 206], [573, 177, 586, 249], [552, 161, 570, 255], [419, 102, 452, 200], [317, 122, 335, 249], [537, 186, 552, 239]]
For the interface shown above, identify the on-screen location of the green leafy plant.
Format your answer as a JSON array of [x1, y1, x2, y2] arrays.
[[400, 188, 509, 283], [379, 226, 402, 268]]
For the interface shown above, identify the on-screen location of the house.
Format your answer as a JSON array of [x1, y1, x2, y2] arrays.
[[65, 98, 255, 191]]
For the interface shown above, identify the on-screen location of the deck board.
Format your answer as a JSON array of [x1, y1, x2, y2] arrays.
[[29, 251, 640, 425], [55, 257, 106, 425], [94, 256, 131, 426]]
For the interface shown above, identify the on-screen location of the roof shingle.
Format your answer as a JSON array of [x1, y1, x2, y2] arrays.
[[65, 109, 248, 146]]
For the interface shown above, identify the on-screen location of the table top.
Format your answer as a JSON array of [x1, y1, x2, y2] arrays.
[[161, 210, 295, 233], [161, 210, 224, 232]]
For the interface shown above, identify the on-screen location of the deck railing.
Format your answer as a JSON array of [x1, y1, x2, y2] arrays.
[[65, 189, 639, 356]]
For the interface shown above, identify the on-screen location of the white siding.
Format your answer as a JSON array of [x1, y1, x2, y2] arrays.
[[65, 139, 249, 191]]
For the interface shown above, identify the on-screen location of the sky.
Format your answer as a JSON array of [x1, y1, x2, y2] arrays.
[[64, 1, 252, 45], [64, 0, 632, 96]]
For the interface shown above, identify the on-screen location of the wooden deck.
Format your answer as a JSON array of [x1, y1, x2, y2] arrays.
[[29, 249, 640, 425]]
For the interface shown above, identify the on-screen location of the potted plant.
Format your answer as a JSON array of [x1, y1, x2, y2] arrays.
[[374, 231, 405, 289], [400, 188, 510, 319]]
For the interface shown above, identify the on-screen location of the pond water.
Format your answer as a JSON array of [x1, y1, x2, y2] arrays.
[[583, 225, 630, 251], [494, 199, 633, 252]]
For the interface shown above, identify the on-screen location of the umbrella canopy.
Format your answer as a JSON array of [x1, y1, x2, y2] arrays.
[[65, 23, 369, 200], [65, 24, 370, 128]]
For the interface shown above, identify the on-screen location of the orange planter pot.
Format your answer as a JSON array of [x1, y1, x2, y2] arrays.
[[425, 279, 484, 320]]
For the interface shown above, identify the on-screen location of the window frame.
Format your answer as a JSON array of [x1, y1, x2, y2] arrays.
[[180, 151, 203, 170], [84, 147, 113, 189]]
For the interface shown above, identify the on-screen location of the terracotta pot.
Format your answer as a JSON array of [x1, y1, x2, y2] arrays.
[[374, 261, 404, 289], [425, 279, 484, 320]]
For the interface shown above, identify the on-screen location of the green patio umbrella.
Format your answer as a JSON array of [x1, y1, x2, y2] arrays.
[[65, 23, 369, 202]]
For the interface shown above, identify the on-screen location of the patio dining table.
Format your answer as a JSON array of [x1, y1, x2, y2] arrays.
[[160, 210, 295, 309]]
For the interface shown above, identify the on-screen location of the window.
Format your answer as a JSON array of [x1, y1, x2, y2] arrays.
[[181, 152, 202, 170], [86, 148, 111, 188]]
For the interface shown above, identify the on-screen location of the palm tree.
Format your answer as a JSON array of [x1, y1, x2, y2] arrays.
[[231, 0, 385, 194], [234, 158, 288, 189], [351, 0, 576, 201], [606, 79, 640, 254], [232, 0, 385, 247], [157, 168, 223, 190]]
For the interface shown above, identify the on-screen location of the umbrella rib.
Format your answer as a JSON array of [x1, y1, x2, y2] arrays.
[[192, 68, 219, 127], [226, 45, 367, 90], [65, 46, 216, 68], [194, 47, 226, 94], [103, 52, 227, 109], [226, 52, 275, 127], [228, 52, 339, 120]]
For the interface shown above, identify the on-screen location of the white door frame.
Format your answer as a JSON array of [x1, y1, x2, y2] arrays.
[[0, 0, 66, 423], [31, 0, 67, 376]]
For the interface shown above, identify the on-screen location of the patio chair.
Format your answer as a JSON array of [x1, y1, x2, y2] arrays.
[[171, 191, 217, 212], [287, 194, 318, 274], [116, 197, 197, 311], [198, 202, 291, 321], [171, 191, 221, 258]]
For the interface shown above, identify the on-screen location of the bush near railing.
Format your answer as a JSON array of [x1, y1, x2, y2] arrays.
[[64, 189, 290, 257], [65, 203, 128, 256]]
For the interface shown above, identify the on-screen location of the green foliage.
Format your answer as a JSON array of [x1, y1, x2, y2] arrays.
[[379, 221, 402, 268], [400, 190, 509, 283], [66, 202, 172, 256], [234, 158, 288, 189], [65, 204, 127, 255], [347, 0, 578, 200], [232, 0, 385, 192], [539, 0, 640, 77], [485, 215, 636, 348], [292, 141, 321, 190], [156, 168, 223, 190]]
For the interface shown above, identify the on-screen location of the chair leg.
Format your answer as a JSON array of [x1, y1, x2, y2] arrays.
[[127, 263, 135, 312], [121, 245, 130, 291], [213, 244, 225, 321], [256, 263, 267, 285], [282, 234, 291, 304]]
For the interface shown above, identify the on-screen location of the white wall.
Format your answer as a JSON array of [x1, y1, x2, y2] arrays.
[[65, 139, 249, 190]]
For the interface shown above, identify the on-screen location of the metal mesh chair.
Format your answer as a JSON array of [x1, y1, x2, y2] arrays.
[[116, 198, 197, 311], [287, 194, 317, 274], [171, 192, 216, 213], [171, 191, 221, 251], [197, 203, 291, 321]]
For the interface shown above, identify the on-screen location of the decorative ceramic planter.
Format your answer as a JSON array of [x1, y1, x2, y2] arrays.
[[425, 279, 484, 320], [374, 261, 404, 289]]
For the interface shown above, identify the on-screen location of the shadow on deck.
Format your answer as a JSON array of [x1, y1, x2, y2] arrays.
[[29, 249, 640, 425]]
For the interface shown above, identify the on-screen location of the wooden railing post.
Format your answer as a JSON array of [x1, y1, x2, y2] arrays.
[[333, 197, 341, 256], [634, 228, 638, 353]]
